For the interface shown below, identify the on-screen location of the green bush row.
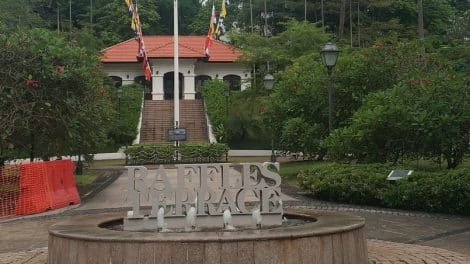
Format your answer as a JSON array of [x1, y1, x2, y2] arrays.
[[298, 163, 470, 215], [125, 143, 229, 165]]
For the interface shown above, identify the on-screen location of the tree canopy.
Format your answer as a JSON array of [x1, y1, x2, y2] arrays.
[[0, 29, 114, 164]]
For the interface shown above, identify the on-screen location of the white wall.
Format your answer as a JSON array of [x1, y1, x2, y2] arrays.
[[103, 63, 143, 85], [103, 60, 252, 99], [194, 62, 251, 91]]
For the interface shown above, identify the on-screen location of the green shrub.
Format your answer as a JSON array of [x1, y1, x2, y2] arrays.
[[380, 169, 470, 215], [179, 142, 229, 163], [201, 80, 229, 141], [125, 144, 175, 164], [107, 84, 144, 150], [298, 163, 391, 206], [298, 163, 470, 215], [125, 143, 229, 164]]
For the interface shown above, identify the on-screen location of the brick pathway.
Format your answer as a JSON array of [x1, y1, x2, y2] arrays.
[[368, 240, 470, 264], [1, 241, 469, 264], [0, 247, 47, 264]]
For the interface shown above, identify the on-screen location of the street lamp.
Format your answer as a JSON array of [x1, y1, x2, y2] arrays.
[[223, 87, 230, 161], [321, 42, 340, 133], [224, 86, 230, 118], [117, 86, 123, 113], [263, 73, 275, 90], [263, 74, 277, 162]]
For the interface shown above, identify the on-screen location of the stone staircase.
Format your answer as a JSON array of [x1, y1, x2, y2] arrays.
[[139, 100, 209, 144]]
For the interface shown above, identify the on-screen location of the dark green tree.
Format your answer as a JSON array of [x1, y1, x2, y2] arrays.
[[0, 29, 114, 164], [326, 55, 469, 168]]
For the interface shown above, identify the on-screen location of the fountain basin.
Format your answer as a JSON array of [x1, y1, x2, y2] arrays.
[[48, 208, 367, 264]]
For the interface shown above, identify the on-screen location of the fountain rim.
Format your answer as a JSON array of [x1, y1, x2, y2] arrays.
[[49, 208, 365, 243]]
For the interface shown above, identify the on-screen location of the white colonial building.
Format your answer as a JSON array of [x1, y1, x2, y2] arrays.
[[101, 36, 251, 100]]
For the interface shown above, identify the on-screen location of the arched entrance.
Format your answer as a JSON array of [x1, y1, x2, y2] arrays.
[[223, 74, 241, 92], [195, 75, 212, 99], [164, 72, 183, 100], [134, 76, 152, 100]]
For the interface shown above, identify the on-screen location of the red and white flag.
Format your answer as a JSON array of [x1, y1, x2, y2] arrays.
[[204, 5, 216, 56]]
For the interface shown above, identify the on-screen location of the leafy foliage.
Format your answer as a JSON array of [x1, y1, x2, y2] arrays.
[[226, 90, 271, 149], [0, 29, 114, 163], [89, 0, 160, 46], [107, 84, 144, 149], [298, 163, 470, 215], [326, 62, 469, 168], [201, 80, 230, 141], [231, 20, 329, 73], [125, 143, 229, 164]]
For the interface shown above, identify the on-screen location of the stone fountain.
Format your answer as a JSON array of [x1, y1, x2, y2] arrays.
[[48, 163, 368, 263]]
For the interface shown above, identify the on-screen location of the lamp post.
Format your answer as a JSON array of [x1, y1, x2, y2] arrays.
[[263, 73, 276, 162], [117, 86, 123, 111], [223, 87, 230, 161], [263, 73, 275, 90], [224, 86, 230, 119], [320, 42, 340, 133]]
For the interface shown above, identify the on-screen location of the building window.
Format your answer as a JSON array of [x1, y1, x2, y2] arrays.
[[223, 75, 241, 92], [195, 75, 212, 99], [134, 76, 152, 100]]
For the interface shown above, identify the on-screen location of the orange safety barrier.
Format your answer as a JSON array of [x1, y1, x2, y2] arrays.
[[15, 162, 52, 215], [0, 165, 21, 217], [5, 160, 81, 217], [46, 160, 80, 209]]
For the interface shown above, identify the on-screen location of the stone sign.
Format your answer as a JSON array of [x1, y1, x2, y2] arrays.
[[124, 163, 283, 230]]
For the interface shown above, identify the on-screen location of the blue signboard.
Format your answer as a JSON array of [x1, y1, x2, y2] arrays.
[[168, 128, 187, 141]]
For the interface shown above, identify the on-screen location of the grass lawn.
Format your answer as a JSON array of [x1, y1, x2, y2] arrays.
[[74, 171, 100, 187], [228, 156, 272, 163], [88, 159, 126, 169], [278, 160, 331, 187]]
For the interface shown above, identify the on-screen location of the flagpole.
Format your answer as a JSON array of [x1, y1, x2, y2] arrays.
[[174, 0, 180, 129]]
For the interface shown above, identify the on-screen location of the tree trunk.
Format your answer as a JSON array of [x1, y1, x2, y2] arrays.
[[30, 133, 34, 162], [417, 0, 424, 38], [338, 0, 347, 39], [357, 0, 360, 46]]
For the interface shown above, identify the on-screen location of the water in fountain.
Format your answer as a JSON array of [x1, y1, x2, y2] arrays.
[[157, 207, 167, 231], [223, 209, 236, 230], [252, 206, 262, 229], [185, 206, 197, 231]]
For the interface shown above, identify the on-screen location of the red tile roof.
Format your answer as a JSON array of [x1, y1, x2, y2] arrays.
[[101, 36, 241, 63]]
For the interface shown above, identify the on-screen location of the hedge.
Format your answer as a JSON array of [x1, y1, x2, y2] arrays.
[[125, 143, 229, 165], [298, 163, 470, 215]]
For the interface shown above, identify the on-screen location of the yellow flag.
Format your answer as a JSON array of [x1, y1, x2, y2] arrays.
[[220, 0, 227, 17], [131, 13, 136, 30]]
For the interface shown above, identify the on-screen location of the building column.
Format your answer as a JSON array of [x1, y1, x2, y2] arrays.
[[183, 74, 196, 100], [241, 79, 251, 91], [152, 74, 164, 100]]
